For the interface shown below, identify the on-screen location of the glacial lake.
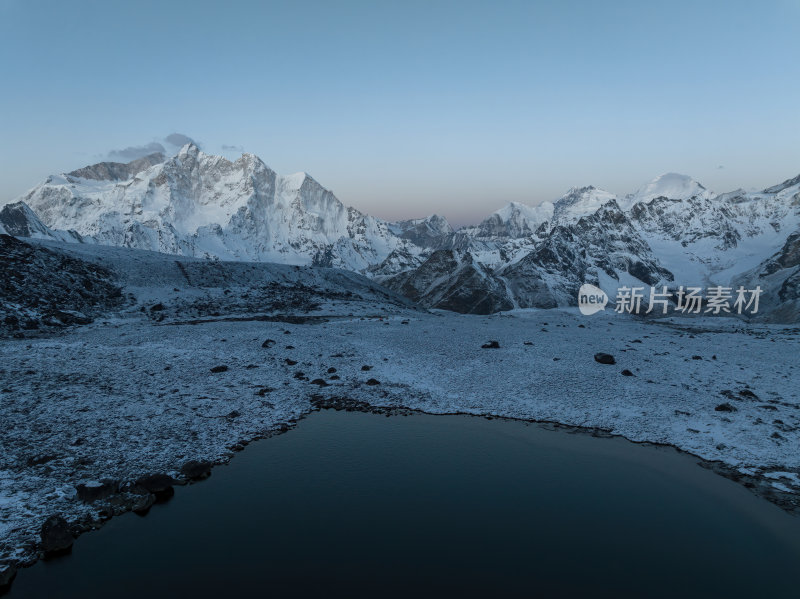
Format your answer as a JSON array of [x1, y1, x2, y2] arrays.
[[10, 410, 800, 597]]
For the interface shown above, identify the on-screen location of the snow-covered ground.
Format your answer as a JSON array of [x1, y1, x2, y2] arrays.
[[1, 302, 799, 567]]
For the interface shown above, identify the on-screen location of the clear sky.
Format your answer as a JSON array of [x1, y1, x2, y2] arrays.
[[1, 0, 798, 225]]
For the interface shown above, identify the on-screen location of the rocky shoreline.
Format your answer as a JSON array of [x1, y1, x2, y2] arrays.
[[3, 395, 799, 595], [2, 307, 799, 594]]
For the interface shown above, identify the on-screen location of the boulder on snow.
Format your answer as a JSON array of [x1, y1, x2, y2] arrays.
[[75, 480, 117, 503], [481, 341, 501, 349], [136, 473, 175, 501], [594, 353, 616, 365], [40, 515, 74, 556], [180, 460, 212, 481]]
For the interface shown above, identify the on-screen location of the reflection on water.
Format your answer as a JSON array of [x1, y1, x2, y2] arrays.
[[10, 410, 800, 598]]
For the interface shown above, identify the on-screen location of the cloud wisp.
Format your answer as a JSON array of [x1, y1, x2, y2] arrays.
[[107, 133, 199, 162]]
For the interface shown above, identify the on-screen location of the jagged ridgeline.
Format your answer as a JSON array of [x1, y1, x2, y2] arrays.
[[2, 144, 799, 320]]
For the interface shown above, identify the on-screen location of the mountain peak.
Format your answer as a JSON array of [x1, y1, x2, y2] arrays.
[[66, 152, 165, 182], [620, 172, 712, 210], [552, 186, 616, 226], [177, 142, 201, 158]]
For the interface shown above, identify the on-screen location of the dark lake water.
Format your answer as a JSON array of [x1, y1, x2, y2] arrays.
[[10, 410, 800, 598]]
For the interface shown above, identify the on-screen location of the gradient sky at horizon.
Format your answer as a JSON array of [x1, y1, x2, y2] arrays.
[[1, 0, 798, 225]]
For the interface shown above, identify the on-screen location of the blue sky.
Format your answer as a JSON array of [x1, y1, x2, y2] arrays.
[[1, 0, 798, 224]]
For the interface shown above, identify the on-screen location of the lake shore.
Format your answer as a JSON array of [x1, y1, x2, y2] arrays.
[[2, 309, 799, 577]]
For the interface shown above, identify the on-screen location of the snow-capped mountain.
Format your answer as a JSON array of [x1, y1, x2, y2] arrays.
[[470, 201, 553, 239], [0, 201, 84, 243], [381, 174, 800, 319], [388, 214, 453, 247], [5, 144, 800, 320], [460, 186, 617, 242], [17, 143, 422, 273], [621, 172, 713, 209]]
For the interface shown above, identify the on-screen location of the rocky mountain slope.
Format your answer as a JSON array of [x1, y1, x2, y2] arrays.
[[5, 146, 800, 320], [0, 235, 419, 339]]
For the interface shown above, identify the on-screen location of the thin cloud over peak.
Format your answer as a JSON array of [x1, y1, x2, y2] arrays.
[[107, 133, 199, 162]]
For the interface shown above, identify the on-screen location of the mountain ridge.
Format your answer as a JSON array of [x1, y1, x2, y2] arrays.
[[5, 145, 800, 321]]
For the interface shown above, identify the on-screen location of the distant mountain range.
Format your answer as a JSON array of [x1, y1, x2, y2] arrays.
[[2, 144, 798, 320]]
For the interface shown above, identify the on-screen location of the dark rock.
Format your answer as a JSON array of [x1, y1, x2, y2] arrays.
[[327, 367, 337, 373], [481, 340, 501, 349], [75, 480, 116, 503], [594, 353, 616, 365], [149, 303, 165, 312], [383, 250, 514, 314], [40, 515, 74, 555], [293, 371, 307, 380], [691, 355, 703, 360], [310, 378, 330, 386], [715, 403, 737, 412], [329, 375, 340, 380], [227, 410, 241, 419], [621, 369, 635, 376], [739, 389, 759, 400], [26, 454, 57, 466], [136, 474, 175, 501], [261, 339, 276, 348], [0, 563, 17, 591], [180, 460, 212, 481], [523, 341, 533, 346], [365, 378, 381, 386], [285, 359, 298, 366], [21, 318, 40, 330], [361, 365, 373, 371], [130, 486, 156, 515], [210, 365, 228, 373]]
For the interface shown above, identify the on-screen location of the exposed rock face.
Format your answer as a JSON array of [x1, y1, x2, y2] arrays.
[[384, 250, 514, 314], [384, 202, 673, 312], [733, 228, 800, 322], [0, 202, 82, 242], [0, 235, 124, 335], [390, 215, 453, 247], [500, 201, 673, 308], [66, 152, 165, 181]]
